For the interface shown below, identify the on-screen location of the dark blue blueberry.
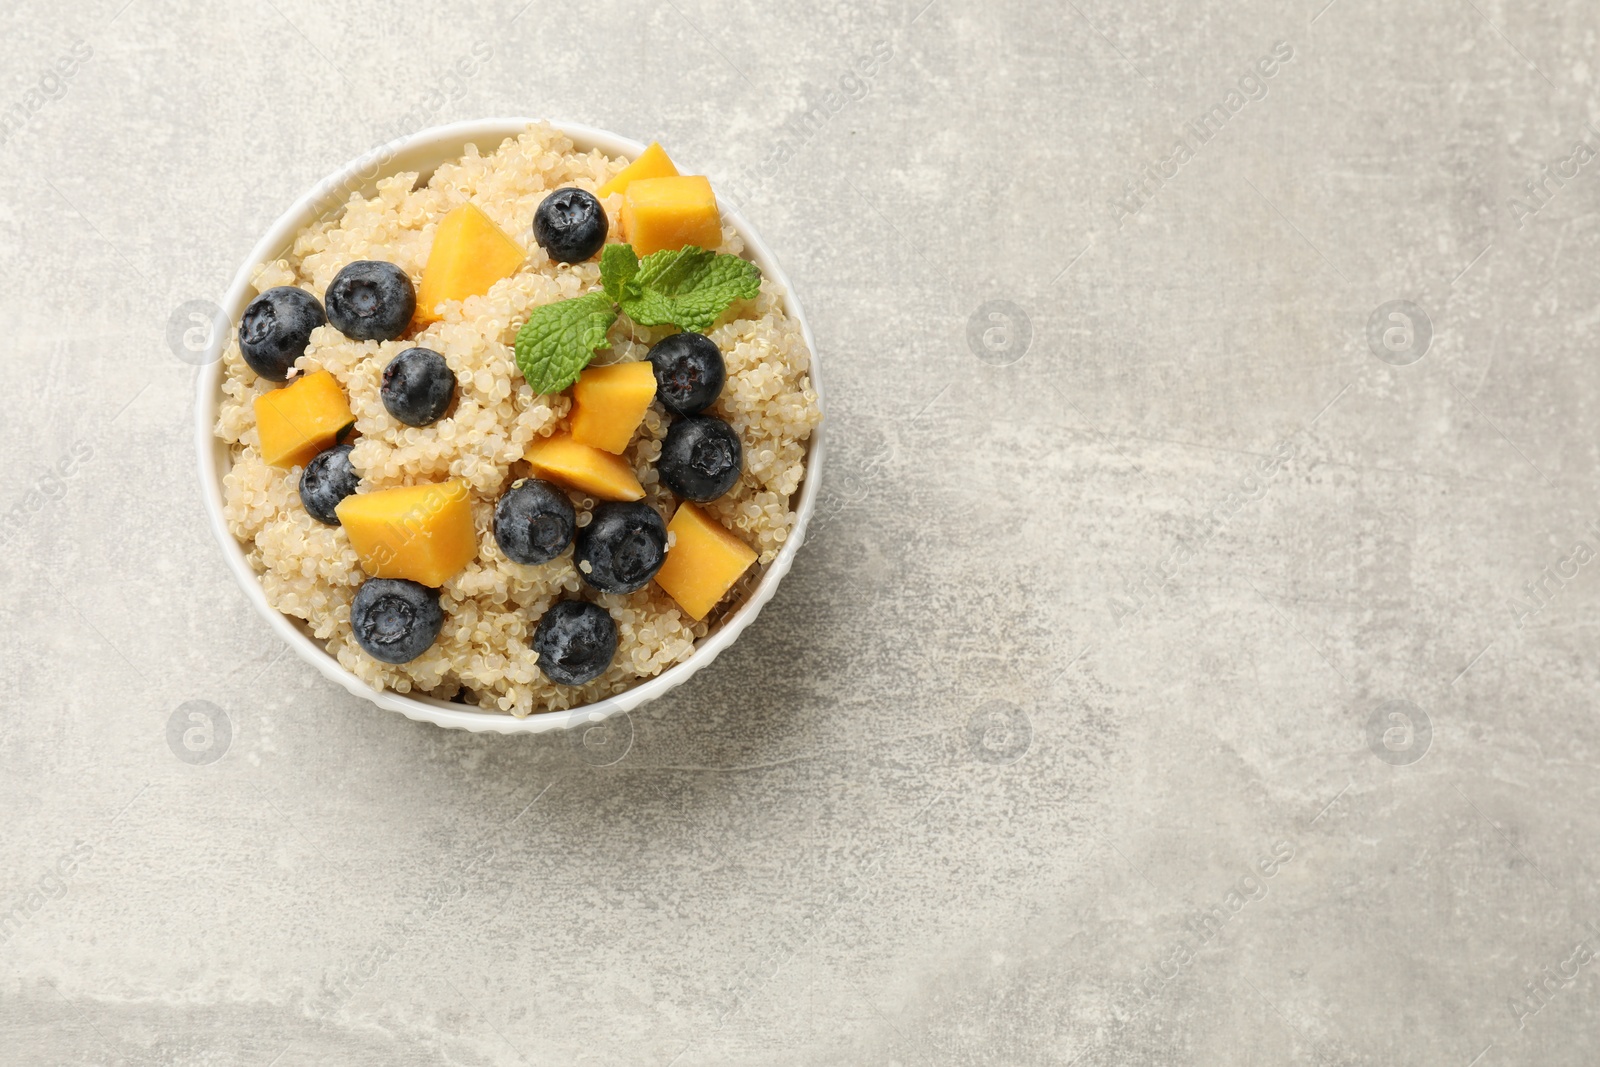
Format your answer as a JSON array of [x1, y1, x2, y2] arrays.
[[531, 600, 617, 685], [350, 578, 443, 664], [532, 188, 607, 263], [238, 286, 326, 382], [659, 416, 742, 502], [494, 478, 575, 565], [574, 500, 667, 594], [647, 332, 725, 415], [298, 443, 360, 526], [325, 260, 416, 341], [381, 347, 456, 426]]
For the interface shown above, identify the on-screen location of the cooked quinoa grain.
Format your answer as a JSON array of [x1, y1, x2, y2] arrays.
[[216, 124, 820, 716]]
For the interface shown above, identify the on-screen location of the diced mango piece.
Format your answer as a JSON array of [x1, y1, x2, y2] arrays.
[[524, 433, 644, 501], [254, 370, 354, 469], [598, 141, 680, 199], [654, 503, 757, 620], [620, 175, 722, 256], [570, 362, 657, 455], [335, 479, 478, 587], [414, 203, 525, 323]]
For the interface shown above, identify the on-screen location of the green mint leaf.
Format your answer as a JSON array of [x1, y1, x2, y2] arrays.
[[599, 243, 640, 304], [618, 246, 761, 334], [513, 291, 618, 394]]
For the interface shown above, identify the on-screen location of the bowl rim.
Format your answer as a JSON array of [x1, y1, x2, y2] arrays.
[[194, 117, 824, 735]]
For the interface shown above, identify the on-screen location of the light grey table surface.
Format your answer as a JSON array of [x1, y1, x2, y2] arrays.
[[4, 0, 1598, 1064]]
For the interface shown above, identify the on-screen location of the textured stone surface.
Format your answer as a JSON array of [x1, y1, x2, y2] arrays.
[[3, 0, 1599, 1064]]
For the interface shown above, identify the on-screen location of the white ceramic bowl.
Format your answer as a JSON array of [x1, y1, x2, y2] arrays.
[[195, 119, 823, 734]]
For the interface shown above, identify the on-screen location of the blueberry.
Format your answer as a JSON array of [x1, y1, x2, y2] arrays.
[[659, 416, 742, 502], [532, 188, 607, 263], [299, 443, 360, 525], [574, 500, 667, 594], [381, 347, 456, 426], [325, 260, 416, 341], [494, 478, 575, 565], [530, 600, 618, 685], [647, 332, 726, 415], [238, 286, 326, 382], [350, 578, 443, 664]]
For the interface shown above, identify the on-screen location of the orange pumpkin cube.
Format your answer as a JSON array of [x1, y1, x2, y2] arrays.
[[253, 370, 353, 469], [415, 203, 525, 323], [569, 362, 657, 455], [620, 175, 722, 256], [654, 503, 757, 620], [598, 141, 679, 199], [524, 433, 644, 501], [335, 479, 478, 587]]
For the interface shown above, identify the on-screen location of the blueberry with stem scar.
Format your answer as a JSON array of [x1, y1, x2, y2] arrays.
[[325, 260, 416, 341], [381, 347, 456, 426], [531, 600, 617, 685], [494, 478, 576, 566], [647, 332, 725, 416], [659, 416, 742, 502], [350, 578, 443, 664], [574, 501, 667, 594], [532, 188, 607, 263], [299, 443, 360, 525], [239, 286, 326, 382]]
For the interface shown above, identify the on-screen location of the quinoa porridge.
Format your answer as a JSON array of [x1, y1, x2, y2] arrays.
[[214, 123, 821, 716]]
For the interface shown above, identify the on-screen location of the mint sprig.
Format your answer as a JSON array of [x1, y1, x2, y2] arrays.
[[600, 242, 640, 304], [513, 291, 617, 394], [609, 244, 761, 334], [512, 243, 761, 394]]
